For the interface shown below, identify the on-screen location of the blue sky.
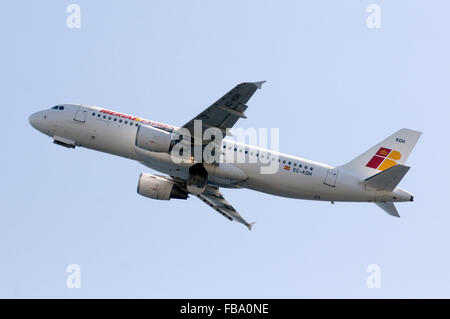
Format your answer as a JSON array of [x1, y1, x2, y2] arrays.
[[1, 0, 449, 298]]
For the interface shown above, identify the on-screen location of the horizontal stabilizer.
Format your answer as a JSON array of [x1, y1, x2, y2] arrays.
[[375, 202, 400, 217], [363, 164, 410, 191]]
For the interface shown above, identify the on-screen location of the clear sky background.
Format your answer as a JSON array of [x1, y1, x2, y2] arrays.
[[1, 0, 449, 298]]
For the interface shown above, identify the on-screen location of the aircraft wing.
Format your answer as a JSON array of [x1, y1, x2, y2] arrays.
[[197, 186, 255, 230], [179, 81, 265, 141]]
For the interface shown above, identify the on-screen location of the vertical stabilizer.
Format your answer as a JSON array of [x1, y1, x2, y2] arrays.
[[340, 128, 421, 179]]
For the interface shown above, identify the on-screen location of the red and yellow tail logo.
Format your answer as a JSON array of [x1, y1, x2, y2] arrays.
[[366, 147, 402, 171]]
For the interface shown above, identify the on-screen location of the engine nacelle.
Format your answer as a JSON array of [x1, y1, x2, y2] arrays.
[[137, 173, 188, 200], [187, 163, 208, 195], [135, 125, 173, 153]]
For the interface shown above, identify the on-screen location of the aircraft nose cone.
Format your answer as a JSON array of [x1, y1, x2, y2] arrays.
[[29, 112, 39, 129]]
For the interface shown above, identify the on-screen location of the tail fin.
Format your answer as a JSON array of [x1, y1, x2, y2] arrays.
[[340, 128, 422, 179]]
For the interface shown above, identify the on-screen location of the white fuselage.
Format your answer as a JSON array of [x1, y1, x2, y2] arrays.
[[29, 104, 412, 203]]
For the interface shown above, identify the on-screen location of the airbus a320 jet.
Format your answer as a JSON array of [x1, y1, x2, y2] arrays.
[[29, 82, 421, 230]]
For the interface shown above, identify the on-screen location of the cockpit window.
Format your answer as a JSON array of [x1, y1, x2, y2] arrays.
[[58, 106, 64, 110], [51, 105, 64, 110], [51, 106, 58, 109]]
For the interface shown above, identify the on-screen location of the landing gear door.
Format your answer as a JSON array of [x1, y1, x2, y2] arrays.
[[74, 106, 87, 123], [324, 168, 338, 187]]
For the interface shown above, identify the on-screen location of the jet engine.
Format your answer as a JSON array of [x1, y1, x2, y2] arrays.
[[187, 163, 208, 195], [137, 173, 188, 200], [135, 125, 173, 153]]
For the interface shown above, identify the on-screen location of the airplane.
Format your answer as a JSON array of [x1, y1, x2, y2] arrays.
[[29, 81, 421, 230]]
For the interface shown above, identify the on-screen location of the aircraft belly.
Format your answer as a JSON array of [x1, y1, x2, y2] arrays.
[[235, 163, 321, 199], [235, 163, 376, 202], [136, 153, 247, 188], [82, 121, 138, 159], [132, 148, 377, 202]]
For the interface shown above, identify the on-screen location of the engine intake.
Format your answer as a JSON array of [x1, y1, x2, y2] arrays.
[[137, 173, 188, 200]]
